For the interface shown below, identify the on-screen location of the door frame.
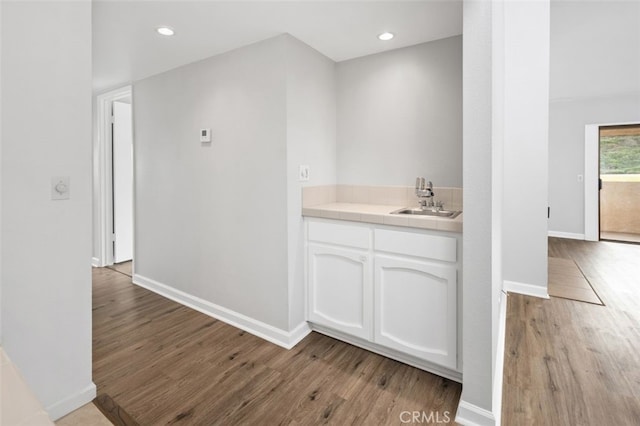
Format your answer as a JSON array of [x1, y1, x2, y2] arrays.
[[584, 121, 639, 241], [94, 86, 133, 266]]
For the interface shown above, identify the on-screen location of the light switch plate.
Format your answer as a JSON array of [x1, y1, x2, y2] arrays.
[[299, 165, 310, 182], [51, 176, 70, 200]]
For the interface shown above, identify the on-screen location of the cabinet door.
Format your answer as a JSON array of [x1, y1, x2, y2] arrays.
[[374, 255, 457, 369], [308, 244, 372, 340]]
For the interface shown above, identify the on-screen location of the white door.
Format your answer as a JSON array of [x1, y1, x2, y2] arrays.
[[308, 244, 372, 340], [112, 101, 133, 263], [374, 255, 457, 369]]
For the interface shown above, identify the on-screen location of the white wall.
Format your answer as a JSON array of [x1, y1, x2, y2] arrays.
[[550, 1, 640, 101], [458, 0, 497, 423], [284, 36, 336, 329], [92, 99, 100, 266], [336, 36, 462, 187], [549, 0, 640, 236], [134, 36, 291, 331], [0, 0, 3, 345], [549, 95, 640, 236], [458, 1, 550, 424], [502, 1, 550, 292], [0, 0, 95, 420], [91, 15, 110, 268], [134, 34, 337, 338]]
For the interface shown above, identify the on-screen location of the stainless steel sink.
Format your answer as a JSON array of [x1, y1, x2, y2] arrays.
[[391, 208, 462, 219]]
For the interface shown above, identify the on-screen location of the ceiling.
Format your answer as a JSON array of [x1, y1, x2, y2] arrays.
[[92, 0, 462, 93]]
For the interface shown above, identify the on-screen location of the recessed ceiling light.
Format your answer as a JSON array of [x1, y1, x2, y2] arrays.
[[378, 32, 394, 41], [156, 26, 175, 36]]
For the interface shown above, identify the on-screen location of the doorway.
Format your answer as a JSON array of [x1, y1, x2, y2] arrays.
[[94, 86, 134, 269], [112, 101, 133, 263], [599, 124, 640, 243]]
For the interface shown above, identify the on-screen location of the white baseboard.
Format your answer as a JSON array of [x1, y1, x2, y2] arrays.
[[46, 382, 96, 421], [132, 274, 311, 349], [455, 400, 497, 426], [503, 280, 549, 299], [454, 293, 507, 426], [287, 321, 313, 348], [548, 230, 585, 240], [91, 257, 101, 267]]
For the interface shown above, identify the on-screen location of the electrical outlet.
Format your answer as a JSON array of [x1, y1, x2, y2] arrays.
[[299, 165, 310, 182]]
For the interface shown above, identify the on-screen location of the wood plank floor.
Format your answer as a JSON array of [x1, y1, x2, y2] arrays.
[[106, 261, 133, 277], [502, 238, 640, 425], [95, 237, 639, 425], [547, 257, 603, 305], [92, 267, 461, 425]]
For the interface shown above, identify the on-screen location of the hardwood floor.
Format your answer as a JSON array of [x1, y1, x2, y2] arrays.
[[502, 238, 640, 425], [106, 260, 133, 277], [95, 238, 639, 425], [93, 394, 139, 426], [547, 257, 603, 305], [92, 267, 461, 425]]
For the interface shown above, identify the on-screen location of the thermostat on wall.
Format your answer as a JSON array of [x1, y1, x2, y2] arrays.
[[200, 128, 211, 143]]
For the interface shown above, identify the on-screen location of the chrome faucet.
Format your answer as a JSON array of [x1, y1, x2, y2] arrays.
[[415, 177, 434, 209], [415, 177, 444, 211]]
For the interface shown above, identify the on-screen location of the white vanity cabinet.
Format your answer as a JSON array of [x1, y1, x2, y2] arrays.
[[374, 255, 457, 369], [373, 228, 458, 369], [307, 244, 372, 340], [306, 220, 372, 339], [306, 218, 461, 378]]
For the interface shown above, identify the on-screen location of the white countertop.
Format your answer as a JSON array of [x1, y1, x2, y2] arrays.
[[302, 202, 463, 232]]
